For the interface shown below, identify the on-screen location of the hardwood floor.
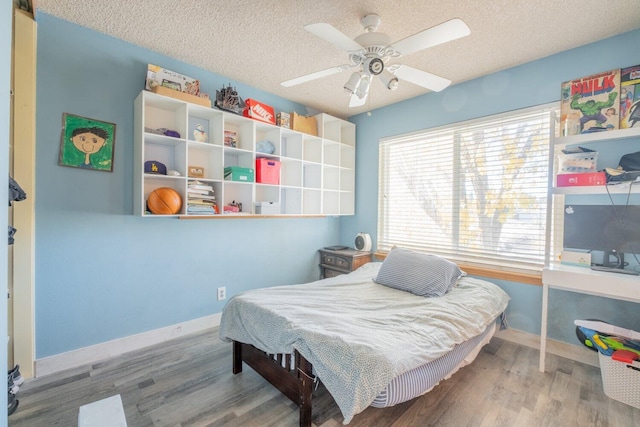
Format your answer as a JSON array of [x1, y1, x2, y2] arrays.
[[8, 327, 640, 427]]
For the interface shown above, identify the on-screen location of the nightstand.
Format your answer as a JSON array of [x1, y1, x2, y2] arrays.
[[318, 248, 372, 279]]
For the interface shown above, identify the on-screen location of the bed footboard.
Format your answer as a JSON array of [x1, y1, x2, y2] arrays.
[[232, 341, 314, 427]]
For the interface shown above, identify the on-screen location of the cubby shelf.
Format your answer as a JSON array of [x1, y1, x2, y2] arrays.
[[134, 90, 356, 217], [550, 123, 640, 195]]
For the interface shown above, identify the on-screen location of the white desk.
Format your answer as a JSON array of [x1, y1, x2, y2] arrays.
[[539, 263, 640, 372]]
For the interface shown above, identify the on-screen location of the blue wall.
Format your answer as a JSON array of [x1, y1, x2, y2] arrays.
[[340, 29, 640, 345], [34, 14, 341, 358], [34, 12, 640, 359]]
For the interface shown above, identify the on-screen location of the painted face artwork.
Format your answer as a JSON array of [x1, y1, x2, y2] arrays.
[[70, 127, 108, 168], [71, 131, 106, 154]]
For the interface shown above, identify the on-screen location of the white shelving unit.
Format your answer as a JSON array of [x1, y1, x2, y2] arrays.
[[133, 91, 356, 217], [544, 119, 640, 263], [548, 125, 640, 197], [539, 119, 640, 372]]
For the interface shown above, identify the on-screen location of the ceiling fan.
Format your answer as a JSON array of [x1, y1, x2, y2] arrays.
[[281, 14, 471, 107]]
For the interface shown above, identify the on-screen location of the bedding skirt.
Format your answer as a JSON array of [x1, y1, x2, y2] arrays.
[[371, 321, 495, 407]]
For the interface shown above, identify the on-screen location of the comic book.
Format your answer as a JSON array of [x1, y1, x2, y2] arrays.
[[620, 64, 640, 129], [560, 68, 621, 136]]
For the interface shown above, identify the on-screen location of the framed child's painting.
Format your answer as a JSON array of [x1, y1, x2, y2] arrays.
[[59, 113, 116, 172]]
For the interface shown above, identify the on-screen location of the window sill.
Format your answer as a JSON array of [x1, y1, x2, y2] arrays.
[[373, 252, 542, 286]]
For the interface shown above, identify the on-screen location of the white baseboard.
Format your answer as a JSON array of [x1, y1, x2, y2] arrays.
[[35, 313, 222, 377], [495, 327, 598, 368], [35, 318, 598, 378]]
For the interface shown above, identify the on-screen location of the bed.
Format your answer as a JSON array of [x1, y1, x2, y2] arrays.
[[219, 249, 510, 426]]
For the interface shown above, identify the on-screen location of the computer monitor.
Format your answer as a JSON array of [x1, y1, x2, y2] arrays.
[[563, 204, 640, 268]]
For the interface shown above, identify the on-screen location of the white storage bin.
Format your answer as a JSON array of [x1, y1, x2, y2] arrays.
[[558, 147, 598, 173], [598, 352, 640, 409], [255, 201, 280, 215]]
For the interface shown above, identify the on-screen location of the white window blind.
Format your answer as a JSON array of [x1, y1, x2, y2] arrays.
[[378, 104, 558, 274]]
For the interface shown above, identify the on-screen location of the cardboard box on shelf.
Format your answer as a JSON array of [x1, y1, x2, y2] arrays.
[[243, 99, 276, 124], [224, 166, 254, 182], [291, 112, 318, 136], [146, 64, 199, 93], [277, 112, 290, 129], [146, 64, 211, 107], [151, 86, 211, 108], [188, 165, 205, 178]]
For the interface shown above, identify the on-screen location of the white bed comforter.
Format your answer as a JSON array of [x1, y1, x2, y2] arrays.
[[219, 262, 509, 424]]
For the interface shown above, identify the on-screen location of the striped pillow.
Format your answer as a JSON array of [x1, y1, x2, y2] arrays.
[[374, 249, 464, 297]]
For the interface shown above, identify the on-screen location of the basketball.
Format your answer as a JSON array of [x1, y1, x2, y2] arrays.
[[147, 187, 182, 214]]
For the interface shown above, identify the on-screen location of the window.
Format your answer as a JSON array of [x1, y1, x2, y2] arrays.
[[378, 104, 558, 274]]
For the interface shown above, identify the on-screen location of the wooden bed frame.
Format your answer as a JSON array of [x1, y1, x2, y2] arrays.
[[232, 340, 315, 427]]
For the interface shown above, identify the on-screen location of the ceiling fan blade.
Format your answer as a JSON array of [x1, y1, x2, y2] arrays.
[[390, 18, 470, 56], [281, 65, 350, 87], [305, 23, 364, 52], [349, 92, 367, 107], [394, 65, 451, 92]]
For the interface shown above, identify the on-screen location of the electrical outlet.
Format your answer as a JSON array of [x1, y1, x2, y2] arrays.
[[217, 287, 226, 301]]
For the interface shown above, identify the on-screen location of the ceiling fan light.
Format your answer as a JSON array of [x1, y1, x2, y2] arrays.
[[379, 70, 399, 90], [344, 72, 362, 94], [364, 57, 384, 75], [355, 75, 371, 99]]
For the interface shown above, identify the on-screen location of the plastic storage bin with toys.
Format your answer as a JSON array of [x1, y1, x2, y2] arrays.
[[575, 319, 640, 409]]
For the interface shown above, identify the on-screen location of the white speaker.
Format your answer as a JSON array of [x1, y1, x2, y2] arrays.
[[354, 232, 372, 251]]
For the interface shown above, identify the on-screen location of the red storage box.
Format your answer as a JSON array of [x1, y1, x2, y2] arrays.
[[557, 172, 606, 186], [256, 158, 281, 184]]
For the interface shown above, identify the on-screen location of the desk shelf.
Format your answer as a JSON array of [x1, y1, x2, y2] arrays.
[[539, 263, 640, 372], [543, 264, 640, 301]]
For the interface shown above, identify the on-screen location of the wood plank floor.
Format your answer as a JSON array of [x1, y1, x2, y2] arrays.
[[8, 327, 640, 427]]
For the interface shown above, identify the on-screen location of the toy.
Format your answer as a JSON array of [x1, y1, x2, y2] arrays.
[[577, 327, 614, 356], [224, 130, 237, 147], [193, 124, 208, 142], [605, 338, 640, 356], [611, 349, 639, 363], [576, 323, 640, 358], [215, 83, 245, 114], [575, 319, 640, 340], [147, 187, 182, 215]]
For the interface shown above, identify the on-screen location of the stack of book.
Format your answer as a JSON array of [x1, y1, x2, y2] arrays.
[[187, 181, 217, 215]]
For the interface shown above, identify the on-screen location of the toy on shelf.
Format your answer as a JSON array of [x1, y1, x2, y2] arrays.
[[145, 64, 211, 107], [147, 187, 182, 215], [193, 124, 208, 142], [215, 83, 245, 114]]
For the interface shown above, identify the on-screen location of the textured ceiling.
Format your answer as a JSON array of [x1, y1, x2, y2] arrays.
[[35, 0, 640, 119]]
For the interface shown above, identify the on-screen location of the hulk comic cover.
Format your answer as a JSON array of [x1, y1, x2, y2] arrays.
[[560, 68, 620, 136], [620, 64, 640, 129]]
